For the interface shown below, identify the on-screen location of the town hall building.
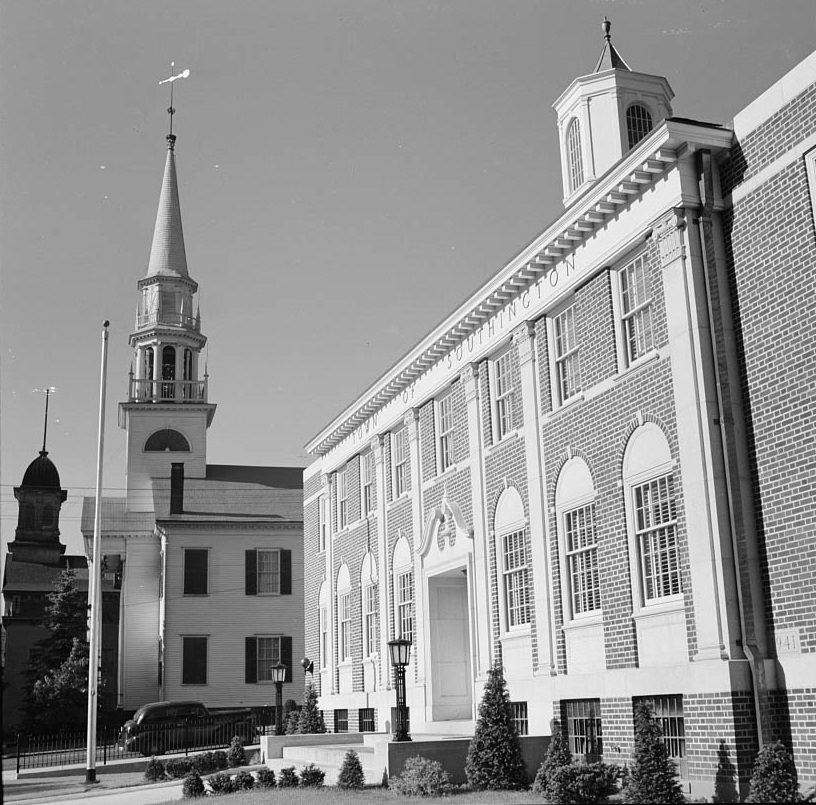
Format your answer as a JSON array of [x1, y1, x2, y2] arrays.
[[303, 22, 816, 798]]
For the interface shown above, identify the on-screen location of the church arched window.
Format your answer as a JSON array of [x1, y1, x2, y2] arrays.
[[144, 428, 191, 452], [626, 104, 653, 149], [567, 118, 584, 193]]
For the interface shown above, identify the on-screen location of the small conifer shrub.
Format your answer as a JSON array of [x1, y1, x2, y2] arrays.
[[182, 769, 205, 799], [278, 765, 299, 787], [297, 682, 327, 734], [227, 735, 246, 767], [144, 756, 166, 782], [337, 748, 366, 789], [546, 762, 620, 804], [389, 755, 452, 797], [165, 757, 194, 779], [207, 772, 236, 794], [233, 769, 255, 790], [464, 663, 527, 790], [746, 740, 800, 803], [532, 719, 572, 796], [256, 766, 277, 788], [300, 762, 326, 787], [622, 701, 685, 804]]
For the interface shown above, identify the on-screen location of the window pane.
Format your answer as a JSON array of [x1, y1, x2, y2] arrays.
[[257, 636, 281, 681], [257, 549, 280, 594], [565, 504, 600, 615], [564, 699, 603, 760], [620, 255, 654, 363], [397, 571, 414, 642], [567, 119, 584, 191], [555, 306, 581, 401], [494, 352, 515, 439], [635, 475, 680, 600], [438, 393, 456, 471], [393, 429, 408, 497], [503, 530, 530, 627]]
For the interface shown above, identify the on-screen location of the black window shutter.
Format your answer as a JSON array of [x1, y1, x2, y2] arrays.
[[245, 637, 257, 684], [280, 550, 292, 595], [281, 636, 293, 682], [245, 550, 257, 596]]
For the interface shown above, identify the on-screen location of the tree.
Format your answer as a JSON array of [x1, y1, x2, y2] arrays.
[[464, 662, 527, 790], [28, 638, 90, 732], [622, 701, 685, 804], [296, 682, 326, 734], [24, 569, 89, 731], [337, 749, 366, 789], [532, 719, 572, 796], [746, 740, 800, 803]]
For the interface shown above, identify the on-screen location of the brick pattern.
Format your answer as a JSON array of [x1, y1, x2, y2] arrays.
[[575, 270, 617, 390], [769, 688, 816, 782], [420, 400, 436, 482]]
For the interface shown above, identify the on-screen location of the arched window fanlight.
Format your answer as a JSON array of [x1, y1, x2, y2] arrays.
[[144, 428, 191, 452], [626, 104, 653, 149], [567, 118, 585, 193]]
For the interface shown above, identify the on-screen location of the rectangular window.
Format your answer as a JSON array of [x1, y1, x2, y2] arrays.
[[397, 571, 414, 643], [337, 469, 348, 529], [635, 475, 680, 601], [359, 707, 375, 732], [502, 530, 530, 628], [182, 636, 207, 685], [318, 498, 326, 552], [437, 392, 456, 472], [334, 709, 349, 733], [554, 304, 581, 402], [257, 549, 281, 594], [393, 428, 408, 497], [564, 699, 603, 761], [511, 702, 529, 736], [319, 606, 328, 670], [635, 695, 687, 777], [362, 451, 375, 516], [183, 549, 208, 595], [339, 592, 351, 662], [565, 504, 600, 616], [257, 636, 282, 682], [619, 253, 654, 364], [493, 350, 515, 439], [364, 584, 378, 657]]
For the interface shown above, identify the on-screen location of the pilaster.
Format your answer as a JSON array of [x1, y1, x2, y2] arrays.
[[404, 408, 425, 683]]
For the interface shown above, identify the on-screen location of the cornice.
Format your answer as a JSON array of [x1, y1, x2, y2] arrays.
[[155, 519, 303, 531], [306, 118, 733, 457]]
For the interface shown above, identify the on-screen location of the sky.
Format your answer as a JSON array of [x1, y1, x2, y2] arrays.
[[2, 0, 814, 560]]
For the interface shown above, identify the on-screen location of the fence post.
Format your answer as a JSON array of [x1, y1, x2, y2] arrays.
[[16, 733, 21, 775]]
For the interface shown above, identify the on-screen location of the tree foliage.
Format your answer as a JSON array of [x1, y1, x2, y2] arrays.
[[622, 701, 685, 804], [296, 682, 326, 734], [464, 662, 527, 791], [337, 749, 366, 790], [533, 719, 573, 796], [746, 740, 800, 803]]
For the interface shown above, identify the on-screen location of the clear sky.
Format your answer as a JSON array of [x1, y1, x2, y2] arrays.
[[2, 0, 814, 559]]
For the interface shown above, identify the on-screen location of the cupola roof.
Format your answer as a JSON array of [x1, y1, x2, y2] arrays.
[[594, 17, 631, 73], [146, 135, 189, 278], [21, 450, 62, 489]]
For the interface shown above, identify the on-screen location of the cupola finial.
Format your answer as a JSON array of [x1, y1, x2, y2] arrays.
[[32, 386, 56, 455], [158, 62, 191, 146], [602, 16, 612, 42]]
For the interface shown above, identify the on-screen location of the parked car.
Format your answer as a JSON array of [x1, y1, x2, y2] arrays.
[[118, 700, 256, 755]]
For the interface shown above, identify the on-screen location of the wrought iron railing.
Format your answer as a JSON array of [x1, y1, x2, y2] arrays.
[[128, 378, 207, 403]]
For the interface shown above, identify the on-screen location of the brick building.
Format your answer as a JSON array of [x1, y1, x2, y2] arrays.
[[303, 24, 816, 798]]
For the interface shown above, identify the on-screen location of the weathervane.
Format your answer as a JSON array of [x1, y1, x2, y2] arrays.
[[32, 386, 57, 455], [158, 62, 191, 138]]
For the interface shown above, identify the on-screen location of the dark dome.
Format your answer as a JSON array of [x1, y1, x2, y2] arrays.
[[21, 451, 62, 489]]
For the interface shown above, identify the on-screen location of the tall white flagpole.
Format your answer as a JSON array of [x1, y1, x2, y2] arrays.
[[86, 321, 110, 784]]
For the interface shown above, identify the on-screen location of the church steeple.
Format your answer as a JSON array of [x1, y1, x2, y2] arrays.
[[553, 18, 674, 206], [119, 97, 216, 512]]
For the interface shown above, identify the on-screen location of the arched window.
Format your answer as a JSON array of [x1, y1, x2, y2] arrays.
[[566, 118, 584, 193], [144, 428, 191, 452], [392, 535, 414, 643], [494, 487, 530, 631], [360, 553, 378, 658], [626, 104, 653, 149], [623, 423, 680, 607], [336, 563, 352, 664], [556, 458, 599, 621]]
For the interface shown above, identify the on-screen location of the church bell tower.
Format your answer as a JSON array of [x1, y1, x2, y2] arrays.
[[118, 129, 216, 511]]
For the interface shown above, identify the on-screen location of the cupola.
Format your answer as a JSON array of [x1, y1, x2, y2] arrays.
[[553, 17, 674, 206]]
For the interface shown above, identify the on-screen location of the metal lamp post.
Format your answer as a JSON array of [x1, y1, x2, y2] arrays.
[[271, 663, 287, 735], [387, 638, 412, 742]]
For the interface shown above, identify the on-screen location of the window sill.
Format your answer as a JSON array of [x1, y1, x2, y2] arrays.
[[485, 429, 521, 456], [183, 593, 210, 597], [562, 613, 603, 632], [500, 624, 532, 642], [547, 392, 585, 419], [615, 349, 660, 382], [633, 596, 684, 621]]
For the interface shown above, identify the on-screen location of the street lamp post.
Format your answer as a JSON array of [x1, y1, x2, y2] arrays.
[[271, 663, 287, 735], [387, 639, 412, 742]]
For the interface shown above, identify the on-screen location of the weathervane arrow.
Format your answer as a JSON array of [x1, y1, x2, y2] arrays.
[[159, 62, 191, 138]]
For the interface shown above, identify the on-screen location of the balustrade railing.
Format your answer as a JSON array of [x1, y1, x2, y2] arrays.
[[129, 379, 207, 403], [136, 311, 199, 329]]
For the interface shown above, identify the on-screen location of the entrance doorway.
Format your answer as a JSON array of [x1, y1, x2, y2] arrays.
[[428, 569, 472, 721]]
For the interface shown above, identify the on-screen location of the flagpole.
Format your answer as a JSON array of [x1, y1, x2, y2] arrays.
[[86, 321, 110, 784]]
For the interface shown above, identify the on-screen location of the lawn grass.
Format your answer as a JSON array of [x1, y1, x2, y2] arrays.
[[154, 784, 543, 804]]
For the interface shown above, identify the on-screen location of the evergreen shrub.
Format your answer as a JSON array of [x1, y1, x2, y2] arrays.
[[207, 772, 236, 794], [389, 755, 452, 797], [213, 750, 228, 770], [227, 735, 246, 767], [622, 701, 685, 804], [256, 766, 276, 788], [546, 762, 621, 804], [182, 770, 205, 798], [165, 757, 194, 779], [233, 769, 255, 790], [464, 663, 527, 790], [532, 719, 572, 796], [297, 682, 327, 734], [746, 740, 800, 803], [144, 756, 166, 782], [337, 748, 366, 789], [278, 765, 299, 787], [299, 762, 326, 787]]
